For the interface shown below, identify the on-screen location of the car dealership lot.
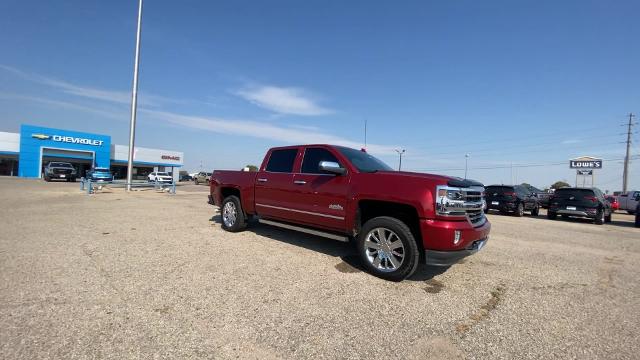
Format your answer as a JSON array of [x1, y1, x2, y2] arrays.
[[0, 178, 638, 359]]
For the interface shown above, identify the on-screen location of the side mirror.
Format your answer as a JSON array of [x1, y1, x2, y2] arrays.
[[319, 161, 345, 175], [634, 194, 640, 201]]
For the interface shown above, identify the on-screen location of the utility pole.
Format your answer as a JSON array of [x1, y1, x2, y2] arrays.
[[622, 113, 635, 192], [464, 154, 470, 179], [395, 149, 405, 171], [126, 0, 144, 191], [364, 119, 367, 150]]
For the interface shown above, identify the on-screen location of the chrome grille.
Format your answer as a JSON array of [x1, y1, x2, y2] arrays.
[[436, 185, 487, 227]]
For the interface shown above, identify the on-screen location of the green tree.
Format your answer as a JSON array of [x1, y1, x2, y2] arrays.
[[550, 181, 570, 190], [245, 165, 258, 172]]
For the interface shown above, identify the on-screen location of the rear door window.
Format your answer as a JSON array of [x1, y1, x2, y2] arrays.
[[301, 148, 342, 174], [265, 149, 298, 173]]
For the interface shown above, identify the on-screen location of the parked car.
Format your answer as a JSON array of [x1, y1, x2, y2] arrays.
[[179, 174, 193, 182], [209, 144, 491, 281], [547, 187, 612, 225], [617, 190, 639, 214], [148, 171, 173, 183], [484, 185, 540, 216], [604, 195, 620, 211], [86, 167, 113, 182], [194, 172, 211, 185], [43, 162, 77, 182]]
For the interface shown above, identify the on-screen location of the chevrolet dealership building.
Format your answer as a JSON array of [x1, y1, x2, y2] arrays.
[[0, 124, 184, 181]]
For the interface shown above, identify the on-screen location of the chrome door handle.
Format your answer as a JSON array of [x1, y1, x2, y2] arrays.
[[294, 180, 307, 185], [257, 178, 268, 183]]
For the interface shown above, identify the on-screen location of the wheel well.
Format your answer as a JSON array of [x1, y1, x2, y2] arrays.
[[357, 200, 423, 250], [221, 187, 241, 201]]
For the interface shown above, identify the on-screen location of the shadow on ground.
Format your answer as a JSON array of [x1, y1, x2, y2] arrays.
[[209, 214, 449, 281]]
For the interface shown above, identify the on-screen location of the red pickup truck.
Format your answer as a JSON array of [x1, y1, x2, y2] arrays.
[[209, 144, 490, 281]]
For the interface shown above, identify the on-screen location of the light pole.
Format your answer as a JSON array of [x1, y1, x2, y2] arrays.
[[464, 153, 470, 179], [126, 0, 144, 191], [395, 149, 406, 171]]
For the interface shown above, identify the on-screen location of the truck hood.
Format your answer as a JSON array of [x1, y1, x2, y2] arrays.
[[373, 171, 484, 188]]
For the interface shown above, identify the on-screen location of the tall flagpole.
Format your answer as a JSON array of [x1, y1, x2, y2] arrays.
[[126, 0, 143, 191]]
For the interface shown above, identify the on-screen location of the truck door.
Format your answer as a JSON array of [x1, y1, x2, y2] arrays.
[[254, 148, 300, 221], [289, 147, 349, 232]]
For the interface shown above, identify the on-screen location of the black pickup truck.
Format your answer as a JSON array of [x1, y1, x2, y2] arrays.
[[43, 162, 78, 182]]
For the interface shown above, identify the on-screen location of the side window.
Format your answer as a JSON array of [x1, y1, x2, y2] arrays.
[[301, 148, 341, 174], [265, 149, 298, 173]]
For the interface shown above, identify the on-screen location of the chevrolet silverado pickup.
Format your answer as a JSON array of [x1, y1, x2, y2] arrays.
[[209, 145, 491, 281]]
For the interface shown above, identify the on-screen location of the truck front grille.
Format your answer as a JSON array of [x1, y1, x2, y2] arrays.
[[436, 186, 487, 227], [53, 169, 72, 174]]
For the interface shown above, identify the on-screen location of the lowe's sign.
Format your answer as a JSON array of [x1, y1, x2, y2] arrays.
[[32, 133, 105, 146], [569, 156, 602, 169]]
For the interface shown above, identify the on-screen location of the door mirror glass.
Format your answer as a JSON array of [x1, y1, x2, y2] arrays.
[[319, 161, 345, 175]]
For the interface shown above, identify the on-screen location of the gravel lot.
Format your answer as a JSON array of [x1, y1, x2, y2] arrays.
[[1, 177, 638, 359]]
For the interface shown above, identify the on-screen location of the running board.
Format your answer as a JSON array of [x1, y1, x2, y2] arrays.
[[258, 219, 349, 242]]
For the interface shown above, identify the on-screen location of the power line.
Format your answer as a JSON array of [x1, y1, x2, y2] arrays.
[[408, 156, 639, 172]]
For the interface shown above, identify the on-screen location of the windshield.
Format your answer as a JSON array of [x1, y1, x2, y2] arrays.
[[49, 162, 73, 168], [335, 146, 393, 173], [156, 172, 169, 176], [94, 168, 110, 172]]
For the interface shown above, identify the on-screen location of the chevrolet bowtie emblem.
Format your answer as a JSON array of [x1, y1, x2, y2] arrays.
[[31, 134, 51, 140]]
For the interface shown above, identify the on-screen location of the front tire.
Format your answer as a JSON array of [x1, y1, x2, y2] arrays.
[[357, 216, 419, 282], [221, 195, 247, 232], [195, 178, 199, 185], [547, 211, 557, 220]]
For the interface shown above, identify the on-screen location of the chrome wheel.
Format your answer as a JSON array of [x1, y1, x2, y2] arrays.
[[364, 227, 405, 272], [222, 202, 237, 228]]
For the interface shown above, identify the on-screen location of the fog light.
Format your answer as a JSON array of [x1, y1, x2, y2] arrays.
[[454, 230, 461, 245]]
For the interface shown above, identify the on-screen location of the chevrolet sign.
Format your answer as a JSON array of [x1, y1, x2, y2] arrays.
[[31, 133, 103, 146]]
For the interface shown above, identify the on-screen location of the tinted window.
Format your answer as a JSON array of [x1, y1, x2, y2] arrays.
[[301, 148, 341, 174], [485, 186, 514, 195], [266, 149, 298, 173], [555, 188, 595, 198], [335, 146, 393, 173]]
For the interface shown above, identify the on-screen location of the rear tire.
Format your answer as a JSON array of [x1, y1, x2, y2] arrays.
[[357, 216, 419, 282], [514, 203, 524, 217], [604, 212, 612, 223], [635, 212, 640, 228], [531, 205, 539, 216], [595, 209, 605, 225], [547, 211, 557, 220], [221, 195, 247, 232]]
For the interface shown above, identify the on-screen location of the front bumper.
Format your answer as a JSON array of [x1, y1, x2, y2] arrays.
[[425, 238, 488, 266], [50, 173, 75, 179], [420, 217, 491, 266]]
